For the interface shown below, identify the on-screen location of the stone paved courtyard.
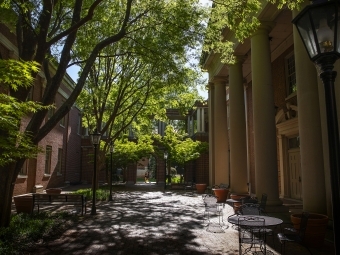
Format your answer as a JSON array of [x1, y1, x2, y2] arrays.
[[13, 184, 335, 255]]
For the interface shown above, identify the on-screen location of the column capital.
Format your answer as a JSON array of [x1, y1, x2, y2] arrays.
[[251, 21, 276, 37], [206, 82, 214, 91], [229, 55, 247, 65], [212, 76, 228, 84]]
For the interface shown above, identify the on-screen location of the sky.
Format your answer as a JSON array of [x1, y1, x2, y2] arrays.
[[66, 0, 211, 100]]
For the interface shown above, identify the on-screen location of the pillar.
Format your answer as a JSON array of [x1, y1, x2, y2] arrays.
[[293, 7, 327, 214], [208, 82, 215, 186], [251, 23, 281, 205], [229, 57, 248, 194], [212, 77, 229, 185]]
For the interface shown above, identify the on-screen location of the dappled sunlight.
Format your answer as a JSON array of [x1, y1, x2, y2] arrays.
[[27, 187, 332, 255]]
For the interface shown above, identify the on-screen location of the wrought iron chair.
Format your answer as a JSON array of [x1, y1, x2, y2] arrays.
[[241, 196, 258, 205], [277, 211, 312, 255], [202, 194, 223, 225], [238, 216, 266, 255], [259, 193, 268, 215], [239, 203, 274, 243], [238, 203, 261, 215]]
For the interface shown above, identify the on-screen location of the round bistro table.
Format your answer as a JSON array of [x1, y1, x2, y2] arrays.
[[227, 214, 283, 227]]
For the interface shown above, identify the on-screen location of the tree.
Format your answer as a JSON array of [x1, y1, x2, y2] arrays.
[[155, 125, 208, 182], [0, 0, 210, 226], [0, 59, 49, 167], [111, 135, 154, 180], [0, 0, 208, 227]]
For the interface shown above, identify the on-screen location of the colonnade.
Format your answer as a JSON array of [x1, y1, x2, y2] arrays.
[[208, 4, 332, 213]]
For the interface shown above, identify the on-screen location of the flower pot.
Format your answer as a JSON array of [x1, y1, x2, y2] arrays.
[[13, 194, 33, 214], [230, 194, 248, 213], [212, 188, 229, 203], [196, 184, 207, 194], [291, 213, 329, 248], [46, 188, 62, 194]]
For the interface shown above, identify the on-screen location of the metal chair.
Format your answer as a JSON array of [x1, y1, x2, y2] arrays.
[[241, 196, 258, 205], [259, 193, 268, 215], [277, 211, 312, 254], [239, 203, 274, 244], [238, 216, 266, 255], [202, 194, 223, 225], [239, 203, 261, 215]]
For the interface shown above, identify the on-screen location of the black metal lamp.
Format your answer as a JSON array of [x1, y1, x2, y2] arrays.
[[108, 141, 114, 201], [89, 129, 101, 215], [292, 1, 340, 253], [164, 151, 168, 190]]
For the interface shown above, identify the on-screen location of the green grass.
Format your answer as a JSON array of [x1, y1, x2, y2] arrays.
[[73, 187, 110, 201], [0, 211, 77, 255]]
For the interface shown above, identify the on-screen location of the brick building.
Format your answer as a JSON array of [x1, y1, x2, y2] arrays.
[[0, 23, 83, 196]]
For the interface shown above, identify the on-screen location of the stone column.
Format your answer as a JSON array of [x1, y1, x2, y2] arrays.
[[213, 77, 229, 185], [208, 82, 215, 186], [251, 23, 281, 205], [229, 57, 248, 194], [293, 7, 327, 214]]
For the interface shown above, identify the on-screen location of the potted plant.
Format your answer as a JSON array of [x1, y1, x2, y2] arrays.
[[46, 188, 62, 194], [230, 193, 249, 213], [196, 183, 207, 194], [290, 212, 329, 248], [13, 194, 33, 213], [212, 187, 229, 203]]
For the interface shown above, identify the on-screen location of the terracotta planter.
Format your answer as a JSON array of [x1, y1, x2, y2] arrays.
[[230, 194, 248, 213], [291, 213, 329, 248], [196, 184, 207, 194], [46, 188, 62, 194], [13, 194, 33, 214], [212, 188, 229, 203]]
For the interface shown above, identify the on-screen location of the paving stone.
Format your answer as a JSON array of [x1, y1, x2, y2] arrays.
[[14, 184, 335, 255]]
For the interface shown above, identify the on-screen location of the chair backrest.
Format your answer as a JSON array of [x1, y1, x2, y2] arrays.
[[238, 216, 266, 242], [298, 211, 310, 240], [203, 194, 217, 207], [239, 203, 261, 215], [242, 197, 258, 204], [259, 193, 267, 211]]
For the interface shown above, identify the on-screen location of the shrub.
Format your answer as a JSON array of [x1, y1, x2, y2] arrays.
[[74, 187, 109, 201], [0, 211, 75, 254]]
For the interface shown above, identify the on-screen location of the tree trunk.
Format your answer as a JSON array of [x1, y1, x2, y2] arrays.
[[0, 163, 18, 227]]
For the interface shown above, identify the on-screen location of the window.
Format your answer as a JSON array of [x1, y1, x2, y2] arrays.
[[19, 160, 28, 176], [289, 136, 300, 149], [57, 148, 63, 175], [45, 146, 52, 175], [285, 53, 297, 95]]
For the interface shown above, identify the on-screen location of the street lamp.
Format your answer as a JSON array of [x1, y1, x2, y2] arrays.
[[108, 141, 114, 201], [89, 129, 101, 215], [164, 151, 168, 190], [292, 1, 340, 252]]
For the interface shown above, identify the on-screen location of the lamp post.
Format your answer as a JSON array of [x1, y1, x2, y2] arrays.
[[108, 141, 114, 201], [90, 129, 101, 215], [292, 1, 340, 252], [164, 151, 168, 190]]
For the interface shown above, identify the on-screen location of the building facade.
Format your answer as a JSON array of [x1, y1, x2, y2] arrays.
[[202, 0, 340, 223], [0, 23, 83, 196]]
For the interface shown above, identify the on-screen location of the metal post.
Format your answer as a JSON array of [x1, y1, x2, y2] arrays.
[[164, 158, 167, 190], [91, 143, 97, 215], [318, 56, 340, 252], [109, 146, 113, 201]]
